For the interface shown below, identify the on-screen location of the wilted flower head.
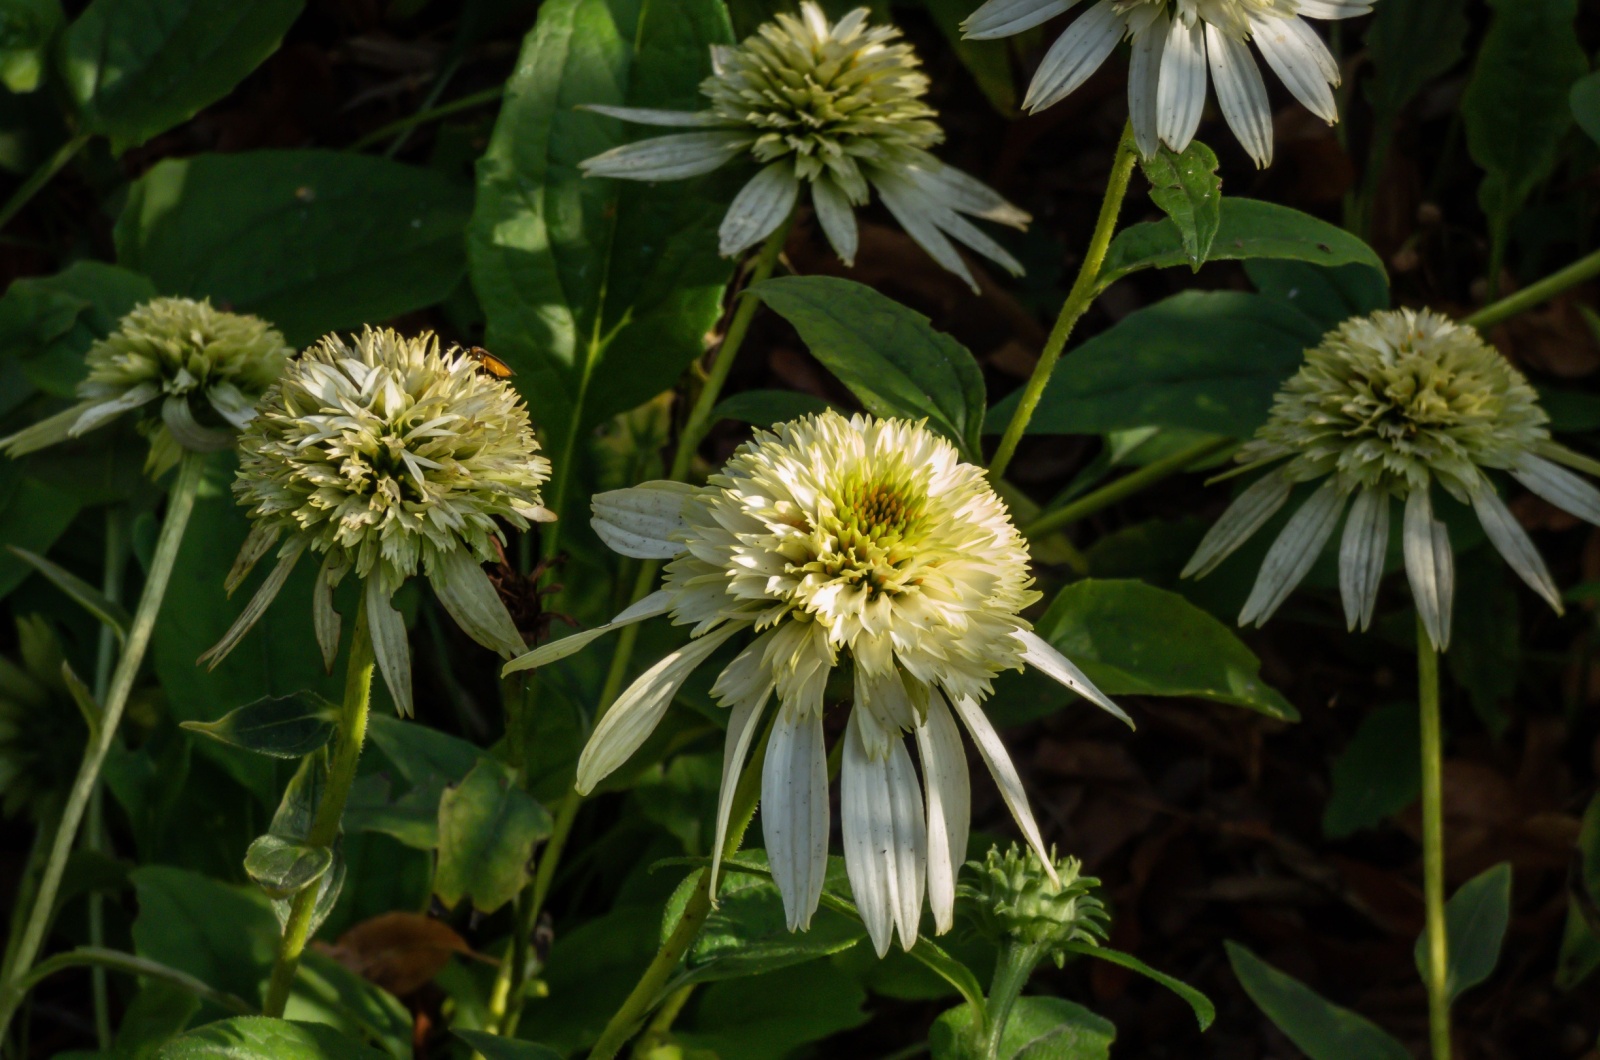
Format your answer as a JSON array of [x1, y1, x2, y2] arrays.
[[963, 0, 1373, 168], [0, 617, 90, 824], [958, 843, 1108, 963], [508, 411, 1128, 955], [1184, 308, 1600, 649], [202, 328, 555, 716], [0, 297, 291, 474], [579, 2, 1030, 290]]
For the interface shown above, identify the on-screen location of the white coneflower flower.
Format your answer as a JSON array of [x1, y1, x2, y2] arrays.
[[578, 2, 1030, 291], [202, 328, 555, 716], [507, 411, 1127, 956], [0, 297, 292, 473], [963, 0, 1372, 168], [1184, 308, 1600, 649]]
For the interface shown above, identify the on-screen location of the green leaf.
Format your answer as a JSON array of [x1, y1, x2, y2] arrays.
[[1056, 942, 1215, 1031], [515, 904, 662, 1054], [154, 1016, 389, 1059], [180, 692, 337, 759], [1363, 0, 1469, 131], [286, 951, 413, 1060], [115, 980, 202, 1056], [1413, 862, 1513, 1002], [711, 389, 841, 428], [263, 752, 346, 938], [985, 291, 1323, 438], [21, 946, 254, 1019], [670, 868, 867, 987], [931, 995, 1116, 1060], [130, 866, 279, 1005], [750, 275, 986, 456], [1461, 0, 1587, 253], [1242, 259, 1389, 330], [1140, 141, 1221, 269], [467, 0, 735, 477], [434, 757, 553, 913], [674, 959, 869, 1060], [1573, 70, 1600, 147], [0, 464, 84, 603], [453, 1031, 564, 1060], [6, 545, 131, 639], [60, 0, 304, 148], [1031, 579, 1297, 720], [1557, 795, 1600, 988], [243, 834, 333, 901], [1226, 942, 1410, 1060], [0, 0, 60, 93], [0, 257, 154, 400], [1322, 703, 1420, 839], [115, 150, 471, 345], [1101, 199, 1387, 288]]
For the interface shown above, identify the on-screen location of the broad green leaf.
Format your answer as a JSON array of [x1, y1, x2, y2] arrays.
[[1322, 703, 1420, 839], [1557, 795, 1600, 988], [1573, 71, 1600, 147], [115, 980, 201, 1055], [674, 959, 869, 1060], [515, 904, 662, 1055], [0, 0, 60, 93], [154, 1016, 388, 1059], [345, 711, 486, 848], [467, 0, 735, 480], [1101, 199, 1386, 287], [285, 951, 412, 1060], [130, 866, 279, 1004], [1413, 862, 1512, 1002], [1241, 260, 1389, 330], [985, 291, 1323, 438], [751, 275, 986, 456], [1461, 0, 1587, 256], [1140, 141, 1221, 269], [711, 389, 840, 428], [0, 463, 84, 602], [180, 692, 336, 759], [263, 752, 345, 938], [1057, 942, 1215, 1031], [7, 544, 131, 640], [453, 1031, 564, 1060], [930, 995, 1115, 1060], [1226, 942, 1410, 1060], [1363, 0, 1469, 131], [60, 0, 303, 148], [243, 834, 333, 900], [115, 150, 471, 345], [1030, 579, 1298, 720], [434, 757, 553, 913], [0, 255, 154, 400]]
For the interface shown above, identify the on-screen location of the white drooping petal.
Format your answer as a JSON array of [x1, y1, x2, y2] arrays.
[[1127, 14, 1169, 158], [1292, 0, 1374, 18], [365, 579, 414, 717], [71, 383, 161, 436], [719, 161, 801, 257], [502, 590, 674, 674], [579, 131, 748, 181], [1249, 14, 1339, 123], [841, 712, 927, 956], [1205, 24, 1273, 168], [914, 691, 970, 934], [224, 524, 282, 594], [1240, 480, 1347, 626], [947, 694, 1057, 886], [897, 169, 1026, 275], [1338, 488, 1389, 632], [160, 396, 232, 452], [1183, 471, 1293, 578], [312, 554, 345, 672], [710, 685, 771, 894], [762, 708, 830, 932], [1157, 15, 1207, 153], [1022, 0, 1126, 113], [575, 625, 739, 794], [962, 0, 1076, 40], [582, 104, 734, 127], [905, 153, 1030, 227], [199, 542, 308, 670], [591, 481, 698, 559], [1513, 454, 1600, 526], [873, 176, 978, 291], [1013, 630, 1132, 726], [428, 546, 526, 657], [810, 178, 860, 265], [1403, 487, 1454, 651], [0, 403, 91, 457], [1471, 485, 1561, 611]]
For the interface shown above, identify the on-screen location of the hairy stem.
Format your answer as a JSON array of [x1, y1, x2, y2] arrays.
[[1019, 436, 1235, 540], [0, 453, 205, 1042], [262, 594, 377, 1017], [981, 941, 1045, 1060], [1463, 245, 1600, 331], [987, 122, 1139, 481], [1417, 613, 1450, 1060]]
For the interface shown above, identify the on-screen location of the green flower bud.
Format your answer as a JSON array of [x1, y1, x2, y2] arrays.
[[958, 843, 1108, 965]]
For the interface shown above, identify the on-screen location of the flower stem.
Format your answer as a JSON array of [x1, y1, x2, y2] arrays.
[[1019, 436, 1235, 540], [0, 133, 90, 233], [87, 509, 129, 1049], [587, 728, 771, 1060], [980, 941, 1045, 1060], [492, 785, 581, 1036], [262, 593, 377, 1017], [1463, 245, 1600, 331], [987, 122, 1139, 482], [1416, 612, 1451, 1060], [350, 85, 504, 151], [0, 453, 205, 1042]]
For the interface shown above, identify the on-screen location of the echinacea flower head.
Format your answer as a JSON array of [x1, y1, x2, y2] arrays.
[[1184, 308, 1600, 649], [202, 327, 555, 716], [579, 2, 1030, 290], [0, 617, 90, 824], [508, 411, 1128, 955], [963, 0, 1373, 168], [958, 843, 1108, 963], [0, 297, 292, 474]]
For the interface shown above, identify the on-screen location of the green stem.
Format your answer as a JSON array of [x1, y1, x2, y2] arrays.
[[587, 730, 770, 1060], [0, 134, 90, 233], [1019, 437, 1235, 540], [981, 942, 1044, 1060], [1417, 613, 1450, 1060], [351, 85, 504, 151], [987, 122, 1139, 481], [0, 453, 205, 1043], [262, 594, 377, 1017], [1463, 245, 1600, 331], [493, 786, 581, 1037], [86, 509, 128, 1049]]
